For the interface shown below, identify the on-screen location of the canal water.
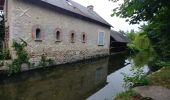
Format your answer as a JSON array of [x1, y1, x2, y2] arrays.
[[0, 52, 150, 100]]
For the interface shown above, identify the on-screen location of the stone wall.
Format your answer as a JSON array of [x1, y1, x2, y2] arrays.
[[8, 0, 110, 65]]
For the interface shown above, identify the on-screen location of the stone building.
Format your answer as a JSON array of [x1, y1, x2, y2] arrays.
[[1, 0, 111, 65]]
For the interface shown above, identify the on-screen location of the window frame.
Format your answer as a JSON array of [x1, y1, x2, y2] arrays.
[[54, 28, 62, 42], [35, 28, 41, 40], [98, 31, 105, 46], [81, 32, 87, 43], [32, 25, 43, 42], [70, 31, 76, 43]]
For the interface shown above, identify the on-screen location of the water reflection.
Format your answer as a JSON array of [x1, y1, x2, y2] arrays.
[[0, 58, 109, 100], [88, 51, 150, 100], [0, 51, 151, 100]]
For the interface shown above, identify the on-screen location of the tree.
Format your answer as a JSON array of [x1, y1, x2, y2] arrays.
[[111, 0, 170, 60]]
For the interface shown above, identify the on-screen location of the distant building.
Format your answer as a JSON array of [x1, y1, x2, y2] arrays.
[[0, 0, 112, 65], [110, 30, 129, 53]]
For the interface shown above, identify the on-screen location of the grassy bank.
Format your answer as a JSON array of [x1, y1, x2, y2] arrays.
[[115, 66, 170, 100], [147, 67, 170, 89], [115, 90, 151, 100]]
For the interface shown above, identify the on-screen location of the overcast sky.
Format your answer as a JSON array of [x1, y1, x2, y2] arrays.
[[73, 0, 140, 32]]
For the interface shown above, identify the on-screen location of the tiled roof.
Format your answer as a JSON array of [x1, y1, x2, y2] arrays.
[[111, 30, 129, 43], [38, 0, 112, 27], [0, 0, 111, 27]]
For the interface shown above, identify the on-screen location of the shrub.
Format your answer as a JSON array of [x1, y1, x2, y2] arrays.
[[8, 39, 29, 74], [0, 49, 11, 60], [122, 67, 149, 88], [39, 54, 54, 67]]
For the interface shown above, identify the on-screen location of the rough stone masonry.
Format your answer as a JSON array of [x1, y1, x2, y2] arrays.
[[4, 0, 111, 65]]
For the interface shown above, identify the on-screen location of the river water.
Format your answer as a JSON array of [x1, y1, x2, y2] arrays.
[[0, 52, 150, 100]]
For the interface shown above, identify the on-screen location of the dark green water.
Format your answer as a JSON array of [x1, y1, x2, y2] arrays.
[[0, 52, 150, 100]]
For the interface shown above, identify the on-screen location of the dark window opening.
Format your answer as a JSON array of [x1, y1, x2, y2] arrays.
[[71, 33, 75, 43], [82, 34, 86, 43], [56, 31, 60, 40], [36, 28, 41, 39]]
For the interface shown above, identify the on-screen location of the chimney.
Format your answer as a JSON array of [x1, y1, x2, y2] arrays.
[[87, 5, 94, 11]]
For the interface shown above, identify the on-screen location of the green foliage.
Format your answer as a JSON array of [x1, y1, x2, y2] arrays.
[[122, 67, 149, 88], [111, 0, 169, 24], [39, 54, 47, 67], [115, 90, 140, 100], [132, 49, 156, 68], [115, 90, 152, 100], [127, 31, 153, 51], [111, 0, 170, 64], [127, 31, 136, 42], [126, 28, 158, 69], [8, 39, 29, 74], [0, 49, 11, 60], [147, 67, 170, 89], [39, 54, 54, 67]]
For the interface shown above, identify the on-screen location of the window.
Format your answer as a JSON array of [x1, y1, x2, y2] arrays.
[[82, 32, 87, 43], [32, 25, 43, 41], [54, 28, 62, 42], [71, 33, 75, 43], [70, 31, 76, 43], [95, 67, 103, 82], [56, 31, 60, 40], [98, 32, 105, 46], [36, 28, 41, 39]]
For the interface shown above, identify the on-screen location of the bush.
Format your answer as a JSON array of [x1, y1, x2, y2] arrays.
[[0, 49, 11, 60], [8, 39, 29, 74], [123, 67, 149, 88], [39, 54, 54, 67]]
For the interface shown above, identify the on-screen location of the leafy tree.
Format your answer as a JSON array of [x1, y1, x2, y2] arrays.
[[111, 0, 170, 24], [111, 0, 170, 61]]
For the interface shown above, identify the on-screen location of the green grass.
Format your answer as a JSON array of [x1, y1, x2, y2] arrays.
[[115, 90, 152, 100], [147, 67, 170, 89], [115, 66, 170, 100], [115, 90, 142, 100]]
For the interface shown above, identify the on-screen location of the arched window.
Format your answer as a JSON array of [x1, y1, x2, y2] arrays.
[[70, 31, 76, 43], [71, 33, 75, 43], [82, 32, 87, 43], [54, 28, 62, 42], [36, 28, 41, 39], [32, 25, 43, 41], [56, 31, 60, 40]]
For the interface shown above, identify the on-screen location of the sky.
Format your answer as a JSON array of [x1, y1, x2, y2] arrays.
[[73, 0, 140, 32]]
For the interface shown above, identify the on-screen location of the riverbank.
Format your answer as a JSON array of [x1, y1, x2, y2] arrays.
[[114, 66, 170, 100]]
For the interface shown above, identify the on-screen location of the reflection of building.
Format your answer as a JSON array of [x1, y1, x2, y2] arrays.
[[0, 0, 111, 64], [110, 30, 129, 53], [0, 58, 108, 100], [108, 52, 128, 74]]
